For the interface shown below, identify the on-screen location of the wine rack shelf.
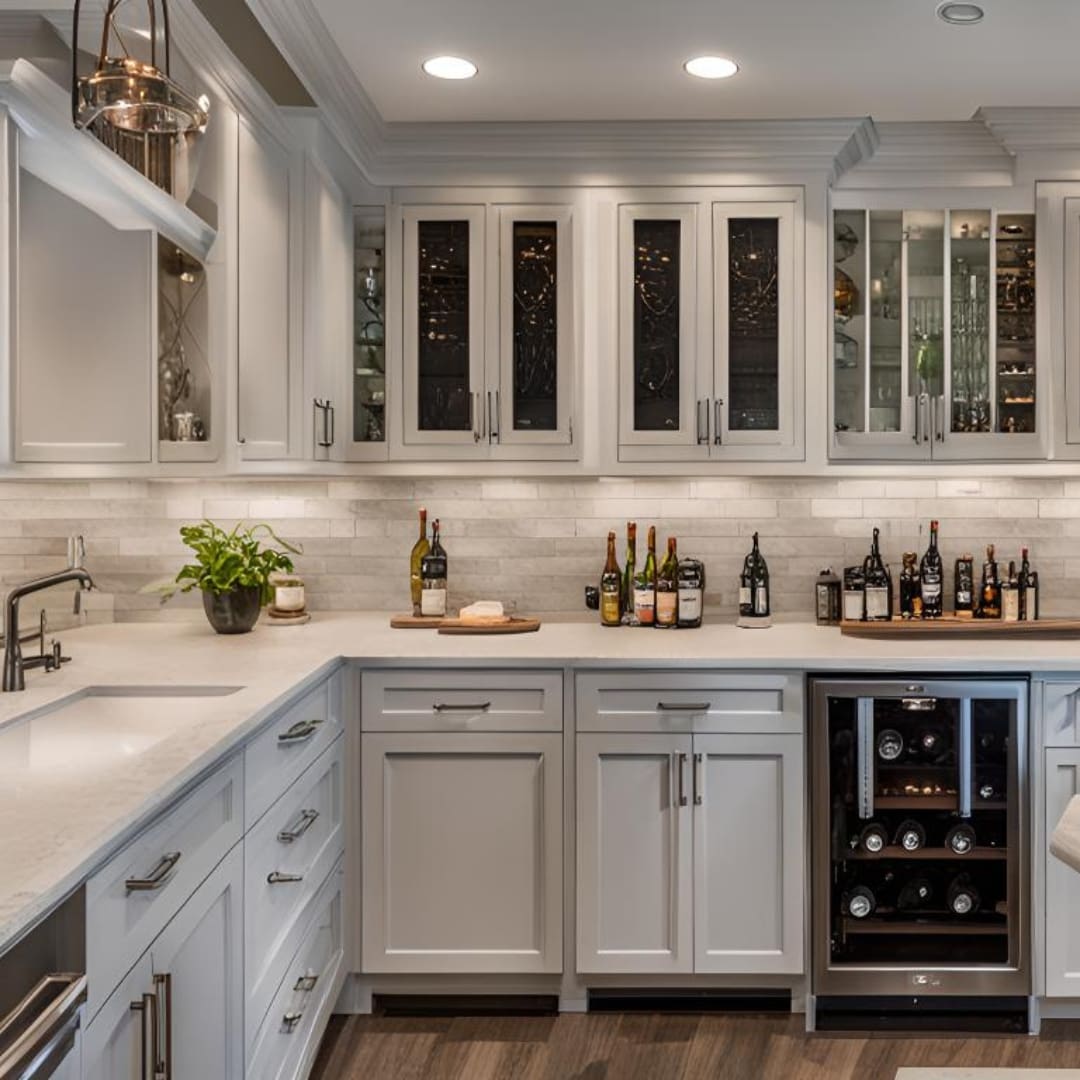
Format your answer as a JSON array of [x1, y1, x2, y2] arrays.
[[874, 796, 958, 811], [846, 846, 1007, 862], [842, 918, 1008, 937]]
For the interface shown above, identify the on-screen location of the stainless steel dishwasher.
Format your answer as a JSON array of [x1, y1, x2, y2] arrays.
[[0, 890, 86, 1079]]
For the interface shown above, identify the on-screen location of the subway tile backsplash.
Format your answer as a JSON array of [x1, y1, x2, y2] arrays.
[[1, 477, 1078, 620]]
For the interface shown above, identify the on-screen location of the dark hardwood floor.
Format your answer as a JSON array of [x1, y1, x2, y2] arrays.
[[311, 1013, 1080, 1079]]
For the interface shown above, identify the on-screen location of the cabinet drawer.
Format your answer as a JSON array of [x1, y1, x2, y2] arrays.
[[246, 672, 342, 827], [576, 671, 802, 734], [245, 736, 344, 1049], [1042, 680, 1080, 746], [247, 863, 345, 1080], [85, 754, 243, 1022], [361, 669, 562, 732]]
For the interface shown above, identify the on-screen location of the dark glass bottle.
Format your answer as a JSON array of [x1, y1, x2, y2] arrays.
[[740, 533, 770, 618], [895, 820, 926, 853], [897, 876, 934, 912], [916, 723, 953, 765], [857, 822, 889, 855], [977, 544, 1001, 619], [945, 823, 977, 856], [622, 522, 638, 625], [1019, 547, 1038, 621], [899, 552, 921, 619], [919, 519, 944, 618], [409, 507, 430, 616], [677, 557, 705, 629], [655, 537, 679, 629], [954, 554, 975, 616], [863, 527, 892, 621], [419, 519, 448, 618], [947, 874, 980, 916], [633, 526, 658, 627], [1002, 560, 1020, 622], [842, 884, 876, 920], [600, 531, 622, 627]]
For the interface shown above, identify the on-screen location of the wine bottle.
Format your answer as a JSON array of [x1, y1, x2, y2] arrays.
[[954, 554, 975, 616], [677, 557, 705, 629], [740, 533, 770, 619], [655, 537, 679, 629], [633, 526, 657, 627], [899, 552, 920, 619], [977, 544, 1001, 619], [863, 528, 892, 622], [897, 876, 934, 912], [947, 874, 980, 916], [1019, 547, 1038, 621], [895, 820, 926, 853], [1002, 560, 1020, 622], [409, 507, 430, 617], [843, 884, 876, 920], [876, 728, 904, 762], [600, 532, 622, 627], [945, 823, 976, 856], [917, 723, 952, 764], [919, 520, 944, 619], [857, 822, 889, 855], [419, 519, 448, 618], [622, 522, 638, 625]]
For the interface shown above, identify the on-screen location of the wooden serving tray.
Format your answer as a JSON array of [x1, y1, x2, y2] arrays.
[[841, 616, 1080, 638], [438, 617, 541, 636]]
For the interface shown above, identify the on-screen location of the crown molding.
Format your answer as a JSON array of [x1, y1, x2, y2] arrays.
[[976, 107, 1080, 154]]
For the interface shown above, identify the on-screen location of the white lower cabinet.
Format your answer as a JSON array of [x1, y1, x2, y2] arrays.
[[84, 844, 244, 1080], [576, 731, 804, 976], [1045, 747, 1080, 996], [361, 731, 563, 974]]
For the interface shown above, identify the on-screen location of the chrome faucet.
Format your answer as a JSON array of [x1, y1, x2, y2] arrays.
[[3, 567, 94, 692]]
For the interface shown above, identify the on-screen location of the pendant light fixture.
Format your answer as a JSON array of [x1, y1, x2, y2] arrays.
[[71, 0, 209, 136]]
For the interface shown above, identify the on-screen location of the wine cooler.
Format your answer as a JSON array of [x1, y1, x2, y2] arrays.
[[811, 678, 1028, 1007]]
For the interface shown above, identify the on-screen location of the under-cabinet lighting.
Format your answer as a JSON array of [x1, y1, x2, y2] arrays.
[[684, 56, 739, 80], [422, 55, 478, 80]]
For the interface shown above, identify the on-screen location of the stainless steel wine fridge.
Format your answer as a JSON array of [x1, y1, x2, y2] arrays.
[[811, 677, 1028, 1012]]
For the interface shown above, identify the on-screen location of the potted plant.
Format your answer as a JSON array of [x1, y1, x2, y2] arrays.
[[169, 520, 300, 634]]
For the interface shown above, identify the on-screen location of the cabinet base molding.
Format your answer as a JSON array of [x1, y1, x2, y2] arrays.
[[586, 988, 792, 1013]]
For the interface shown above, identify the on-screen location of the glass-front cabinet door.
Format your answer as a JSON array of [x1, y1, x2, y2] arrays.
[[349, 206, 388, 460], [402, 206, 485, 447], [832, 204, 1041, 461]]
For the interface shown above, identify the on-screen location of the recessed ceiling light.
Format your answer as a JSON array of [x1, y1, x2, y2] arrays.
[[422, 55, 478, 80], [936, 1, 985, 24], [684, 55, 739, 80]]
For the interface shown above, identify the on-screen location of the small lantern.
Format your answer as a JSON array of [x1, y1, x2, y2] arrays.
[[815, 567, 841, 626]]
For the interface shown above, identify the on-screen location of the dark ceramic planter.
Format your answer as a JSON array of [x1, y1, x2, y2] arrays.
[[203, 585, 263, 634]]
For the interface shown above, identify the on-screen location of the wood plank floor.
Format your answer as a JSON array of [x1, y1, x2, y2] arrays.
[[310, 1014, 1080, 1080]]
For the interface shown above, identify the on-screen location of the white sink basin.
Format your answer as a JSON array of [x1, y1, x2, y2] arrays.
[[0, 686, 243, 777]]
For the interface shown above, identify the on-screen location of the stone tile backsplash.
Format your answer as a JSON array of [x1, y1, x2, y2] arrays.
[[1, 477, 1078, 620]]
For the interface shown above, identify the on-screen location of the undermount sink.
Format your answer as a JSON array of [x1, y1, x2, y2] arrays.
[[0, 685, 244, 776]]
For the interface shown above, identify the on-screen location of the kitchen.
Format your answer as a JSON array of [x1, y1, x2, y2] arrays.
[[3, 1, 1080, 1078]]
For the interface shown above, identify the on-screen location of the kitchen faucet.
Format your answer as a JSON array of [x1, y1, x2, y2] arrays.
[[2, 539, 95, 692]]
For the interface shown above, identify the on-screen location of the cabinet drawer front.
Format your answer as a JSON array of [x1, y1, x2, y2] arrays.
[[362, 669, 562, 732], [576, 672, 801, 734], [246, 672, 342, 827], [1043, 680, 1080, 745], [86, 754, 243, 1022], [247, 864, 345, 1080], [245, 737, 344, 1048]]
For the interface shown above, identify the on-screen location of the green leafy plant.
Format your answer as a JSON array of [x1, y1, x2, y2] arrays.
[[172, 521, 300, 605]]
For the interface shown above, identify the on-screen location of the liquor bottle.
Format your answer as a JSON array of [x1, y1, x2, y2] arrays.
[[409, 507, 430, 616], [857, 822, 889, 855], [954, 554, 975, 616], [633, 526, 658, 627], [842, 884, 876, 920], [600, 532, 622, 627], [419, 519, 448, 618], [815, 567, 841, 625], [1019, 547, 1038, 621], [977, 545, 1001, 619], [947, 874, 980, 915], [740, 533, 771, 619], [622, 522, 638, 625], [843, 566, 865, 622], [945, 823, 977, 855], [655, 538, 679, 629], [895, 820, 927, 853], [677, 557, 705, 629], [897, 876, 934, 912], [876, 728, 904, 762], [899, 553, 921, 619], [863, 527, 892, 621], [919, 520, 944, 618], [1002, 560, 1020, 622]]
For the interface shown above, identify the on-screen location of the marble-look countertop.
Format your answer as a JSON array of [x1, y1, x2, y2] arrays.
[[2, 612, 1079, 954]]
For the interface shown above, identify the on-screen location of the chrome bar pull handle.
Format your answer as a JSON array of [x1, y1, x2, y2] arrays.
[[277, 809, 319, 844], [693, 752, 703, 806], [677, 752, 688, 807], [126, 852, 181, 893], [277, 718, 322, 746], [935, 394, 946, 442], [0, 974, 87, 1080], [696, 399, 707, 445], [267, 871, 304, 885], [154, 973, 171, 1080], [130, 990, 156, 1080], [657, 701, 710, 713], [433, 701, 491, 713], [714, 399, 723, 445], [913, 395, 921, 443]]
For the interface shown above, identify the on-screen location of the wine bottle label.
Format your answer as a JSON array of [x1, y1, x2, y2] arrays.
[[678, 588, 702, 622], [754, 586, 768, 615], [956, 588, 972, 606], [420, 588, 447, 617], [1025, 586, 1037, 620], [865, 586, 889, 620], [1002, 588, 1020, 622], [739, 586, 751, 608], [922, 582, 942, 602], [634, 588, 656, 625], [656, 592, 677, 625], [600, 590, 621, 625], [842, 590, 865, 621]]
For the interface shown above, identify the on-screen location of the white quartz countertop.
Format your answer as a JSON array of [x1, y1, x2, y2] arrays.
[[3, 611, 1080, 954]]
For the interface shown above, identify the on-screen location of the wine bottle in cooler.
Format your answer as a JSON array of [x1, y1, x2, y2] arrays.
[[855, 822, 889, 855], [919, 519, 944, 618], [947, 874, 981, 916], [945, 823, 977, 856], [897, 876, 935, 912], [842, 884, 877, 920], [895, 820, 927, 853]]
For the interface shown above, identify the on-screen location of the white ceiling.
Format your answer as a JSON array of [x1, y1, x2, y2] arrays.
[[308, 0, 1080, 124]]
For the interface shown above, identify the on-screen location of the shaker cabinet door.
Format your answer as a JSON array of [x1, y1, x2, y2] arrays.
[[1045, 748, 1080, 996], [576, 733, 694, 974]]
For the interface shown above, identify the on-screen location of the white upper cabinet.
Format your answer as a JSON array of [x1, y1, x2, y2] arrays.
[[831, 201, 1042, 461], [398, 198, 578, 460], [1050, 184, 1080, 458], [237, 117, 302, 460], [617, 189, 803, 463]]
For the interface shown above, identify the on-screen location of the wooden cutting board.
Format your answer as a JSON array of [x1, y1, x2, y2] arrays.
[[438, 617, 541, 635], [841, 616, 1080, 637], [390, 614, 445, 629]]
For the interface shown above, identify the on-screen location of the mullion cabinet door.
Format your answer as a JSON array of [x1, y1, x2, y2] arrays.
[[576, 733, 694, 974], [712, 202, 800, 457], [618, 204, 705, 459], [401, 206, 486, 449], [494, 205, 575, 454]]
